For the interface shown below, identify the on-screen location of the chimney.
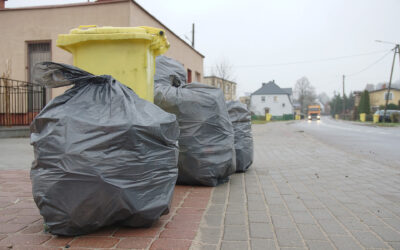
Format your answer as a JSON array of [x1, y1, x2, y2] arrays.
[[0, 0, 7, 10]]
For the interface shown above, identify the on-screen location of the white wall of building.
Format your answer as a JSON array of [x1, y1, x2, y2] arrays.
[[250, 94, 293, 116]]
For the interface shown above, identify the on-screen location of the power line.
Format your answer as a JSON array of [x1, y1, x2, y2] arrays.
[[346, 49, 393, 77], [205, 49, 390, 69]]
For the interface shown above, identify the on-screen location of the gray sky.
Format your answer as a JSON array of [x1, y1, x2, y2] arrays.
[[7, 0, 400, 98]]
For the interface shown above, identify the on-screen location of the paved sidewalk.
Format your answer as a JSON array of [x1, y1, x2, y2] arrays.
[[1, 122, 400, 249], [192, 123, 400, 250]]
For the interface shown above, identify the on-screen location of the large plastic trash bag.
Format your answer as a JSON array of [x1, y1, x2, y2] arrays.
[[30, 62, 179, 236], [154, 56, 236, 186], [226, 101, 254, 172]]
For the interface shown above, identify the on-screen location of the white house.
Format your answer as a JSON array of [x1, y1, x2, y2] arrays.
[[250, 81, 294, 116]]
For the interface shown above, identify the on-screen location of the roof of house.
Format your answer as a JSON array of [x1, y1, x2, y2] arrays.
[[1, 0, 205, 58], [203, 75, 237, 85], [282, 88, 292, 95], [252, 81, 292, 96], [368, 87, 400, 93]]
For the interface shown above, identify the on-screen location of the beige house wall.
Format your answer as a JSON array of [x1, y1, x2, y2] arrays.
[[369, 89, 400, 108], [203, 76, 236, 101], [0, 0, 203, 100]]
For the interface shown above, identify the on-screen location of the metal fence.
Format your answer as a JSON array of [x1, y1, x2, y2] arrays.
[[0, 78, 45, 126]]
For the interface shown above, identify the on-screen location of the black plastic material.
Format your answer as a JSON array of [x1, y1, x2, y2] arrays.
[[226, 101, 254, 172], [30, 62, 179, 236], [154, 56, 236, 186]]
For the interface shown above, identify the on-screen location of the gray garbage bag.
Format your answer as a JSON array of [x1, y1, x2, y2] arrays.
[[30, 62, 179, 236], [226, 101, 254, 172], [154, 56, 236, 186]]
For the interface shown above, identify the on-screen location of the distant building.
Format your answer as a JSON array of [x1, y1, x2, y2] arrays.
[[203, 76, 236, 101], [354, 91, 362, 107], [369, 87, 400, 110], [293, 102, 301, 116], [250, 80, 293, 116], [239, 96, 250, 108]]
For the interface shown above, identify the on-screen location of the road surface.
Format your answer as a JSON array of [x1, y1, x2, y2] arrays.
[[290, 116, 400, 169]]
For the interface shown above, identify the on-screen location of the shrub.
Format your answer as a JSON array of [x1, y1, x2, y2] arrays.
[[390, 113, 400, 123]]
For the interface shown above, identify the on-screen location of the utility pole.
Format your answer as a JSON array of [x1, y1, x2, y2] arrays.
[[342, 75, 345, 116], [192, 23, 195, 48], [383, 44, 399, 122]]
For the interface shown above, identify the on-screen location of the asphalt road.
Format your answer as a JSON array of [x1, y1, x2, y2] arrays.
[[290, 116, 400, 169]]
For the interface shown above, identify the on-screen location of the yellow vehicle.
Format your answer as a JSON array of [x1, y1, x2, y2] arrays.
[[308, 105, 321, 120]]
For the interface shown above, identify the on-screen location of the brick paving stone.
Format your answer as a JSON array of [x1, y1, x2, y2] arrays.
[[383, 217, 400, 231], [69, 237, 119, 248], [10, 246, 61, 250], [251, 238, 275, 250], [195, 227, 221, 244], [249, 223, 273, 239], [309, 208, 334, 220], [223, 225, 248, 241], [275, 228, 304, 247], [305, 240, 335, 250], [224, 213, 246, 225], [167, 221, 199, 232], [271, 215, 296, 228], [0, 235, 51, 246], [357, 212, 386, 226], [45, 237, 73, 247], [318, 219, 348, 235], [190, 242, 217, 250], [151, 238, 192, 250], [329, 235, 363, 250], [160, 228, 197, 240], [247, 201, 265, 211], [337, 217, 369, 231], [388, 241, 400, 250], [206, 205, 225, 214], [0, 223, 26, 234], [200, 214, 223, 228], [297, 224, 327, 240], [291, 211, 315, 224], [351, 231, 388, 248], [220, 241, 249, 250], [113, 226, 162, 238], [116, 237, 152, 249], [248, 211, 270, 223], [370, 226, 400, 242]]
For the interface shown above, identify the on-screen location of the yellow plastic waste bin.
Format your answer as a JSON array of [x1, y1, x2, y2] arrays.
[[360, 113, 366, 122], [335, 114, 339, 120], [265, 114, 272, 122], [373, 114, 379, 123], [57, 25, 170, 102], [295, 115, 300, 120]]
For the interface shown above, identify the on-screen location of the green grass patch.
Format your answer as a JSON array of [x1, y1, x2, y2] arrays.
[[251, 120, 268, 124], [374, 122, 400, 127]]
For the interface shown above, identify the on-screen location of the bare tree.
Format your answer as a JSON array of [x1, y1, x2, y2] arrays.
[[211, 58, 235, 82], [317, 92, 330, 105], [294, 76, 316, 113]]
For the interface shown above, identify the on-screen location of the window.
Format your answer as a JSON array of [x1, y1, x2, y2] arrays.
[[187, 69, 192, 83], [273, 96, 278, 102], [384, 92, 393, 100], [261, 96, 265, 102], [225, 84, 230, 94]]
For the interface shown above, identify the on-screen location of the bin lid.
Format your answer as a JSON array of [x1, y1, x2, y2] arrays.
[[57, 25, 170, 56]]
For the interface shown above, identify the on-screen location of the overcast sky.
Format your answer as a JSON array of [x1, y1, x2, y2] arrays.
[[7, 0, 400, 98]]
